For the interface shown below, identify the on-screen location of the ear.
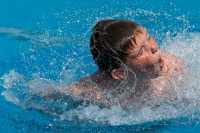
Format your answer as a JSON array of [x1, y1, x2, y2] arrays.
[[111, 68, 130, 79]]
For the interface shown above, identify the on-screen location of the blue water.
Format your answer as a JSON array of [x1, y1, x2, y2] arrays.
[[1, 0, 200, 132]]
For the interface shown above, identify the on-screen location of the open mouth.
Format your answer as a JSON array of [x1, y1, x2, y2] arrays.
[[159, 57, 164, 68]]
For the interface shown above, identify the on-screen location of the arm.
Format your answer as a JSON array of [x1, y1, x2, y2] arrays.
[[44, 83, 105, 102]]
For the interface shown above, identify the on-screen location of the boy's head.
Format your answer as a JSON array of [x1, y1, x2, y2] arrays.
[[90, 20, 142, 77]]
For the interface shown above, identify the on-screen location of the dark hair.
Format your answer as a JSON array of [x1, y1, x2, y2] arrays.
[[90, 20, 142, 76]]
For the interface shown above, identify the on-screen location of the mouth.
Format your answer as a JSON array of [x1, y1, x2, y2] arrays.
[[159, 57, 164, 69]]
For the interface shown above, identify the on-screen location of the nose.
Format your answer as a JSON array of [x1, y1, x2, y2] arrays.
[[151, 48, 157, 54]]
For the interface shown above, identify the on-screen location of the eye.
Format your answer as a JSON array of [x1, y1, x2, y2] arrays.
[[147, 34, 151, 41], [139, 48, 144, 56]]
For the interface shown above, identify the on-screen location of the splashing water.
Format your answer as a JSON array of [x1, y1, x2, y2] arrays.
[[0, 4, 200, 132], [1, 30, 200, 127]]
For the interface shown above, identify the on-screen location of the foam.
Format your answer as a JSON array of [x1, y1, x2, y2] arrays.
[[1, 31, 200, 126]]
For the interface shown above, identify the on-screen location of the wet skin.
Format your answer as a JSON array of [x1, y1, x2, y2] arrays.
[[45, 26, 186, 109], [125, 27, 165, 80]]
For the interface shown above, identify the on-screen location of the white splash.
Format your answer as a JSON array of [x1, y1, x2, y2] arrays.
[[1, 32, 200, 126]]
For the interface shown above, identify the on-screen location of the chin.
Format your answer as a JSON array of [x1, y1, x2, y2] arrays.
[[145, 70, 161, 79], [148, 74, 159, 79], [140, 72, 158, 80], [146, 69, 163, 79]]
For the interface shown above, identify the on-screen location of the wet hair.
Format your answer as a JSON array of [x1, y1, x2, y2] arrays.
[[90, 20, 142, 76]]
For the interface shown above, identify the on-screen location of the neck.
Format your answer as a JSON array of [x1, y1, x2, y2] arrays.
[[91, 70, 151, 93], [129, 74, 151, 91]]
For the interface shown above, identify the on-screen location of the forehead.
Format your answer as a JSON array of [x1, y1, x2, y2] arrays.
[[130, 26, 147, 46], [131, 27, 147, 47], [136, 27, 147, 42]]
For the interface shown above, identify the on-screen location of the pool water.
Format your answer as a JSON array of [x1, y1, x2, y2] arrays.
[[1, 0, 200, 132]]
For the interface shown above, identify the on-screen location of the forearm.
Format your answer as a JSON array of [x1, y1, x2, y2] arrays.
[[43, 85, 77, 101]]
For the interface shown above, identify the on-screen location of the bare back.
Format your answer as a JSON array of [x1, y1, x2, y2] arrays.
[[64, 51, 186, 109]]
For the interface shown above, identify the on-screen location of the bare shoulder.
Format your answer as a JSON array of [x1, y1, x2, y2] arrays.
[[149, 51, 186, 98], [64, 74, 106, 101], [162, 51, 186, 74]]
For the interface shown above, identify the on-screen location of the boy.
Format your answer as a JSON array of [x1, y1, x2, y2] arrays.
[[46, 20, 185, 110]]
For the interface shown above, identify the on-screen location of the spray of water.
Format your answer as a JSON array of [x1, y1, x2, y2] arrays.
[[0, 8, 200, 128]]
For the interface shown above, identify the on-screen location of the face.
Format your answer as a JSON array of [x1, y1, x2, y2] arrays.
[[125, 27, 165, 79]]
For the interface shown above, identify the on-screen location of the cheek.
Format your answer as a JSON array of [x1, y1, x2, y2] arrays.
[[127, 55, 157, 70], [130, 57, 148, 68], [144, 54, 157, 66]]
